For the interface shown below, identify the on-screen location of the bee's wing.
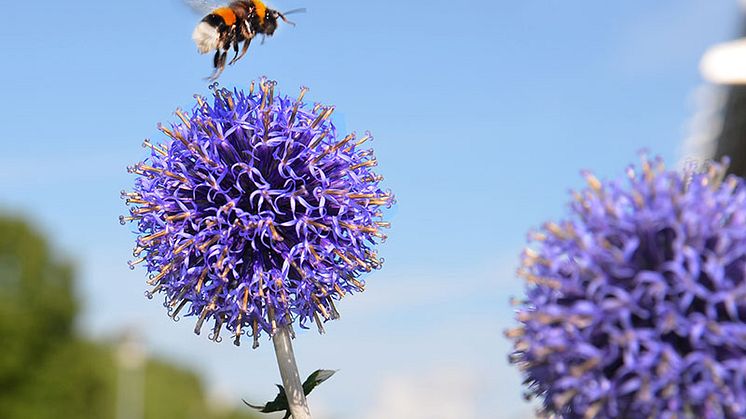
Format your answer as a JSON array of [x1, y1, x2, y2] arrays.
[[184, 0, 222, 15]]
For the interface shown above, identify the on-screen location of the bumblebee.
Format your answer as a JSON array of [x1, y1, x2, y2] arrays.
[[190, 0, 302, 80]]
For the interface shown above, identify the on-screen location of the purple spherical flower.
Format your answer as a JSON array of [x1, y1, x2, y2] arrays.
[[121, 79, 393, 348], [506, 156, 746, 418]]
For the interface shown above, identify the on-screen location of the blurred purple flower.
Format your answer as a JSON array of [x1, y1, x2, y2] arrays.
[[506, 156, 746, 418], [121, 79, 393, 348]]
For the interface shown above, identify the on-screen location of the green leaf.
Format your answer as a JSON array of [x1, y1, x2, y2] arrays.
[[243, 369, 337, 417], [243, 384, 288, 413], [301, 369, 336, 395]]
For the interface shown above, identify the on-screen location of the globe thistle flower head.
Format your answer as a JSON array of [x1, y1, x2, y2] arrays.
[[506, 156, 746, 418], [121, 79, 394, 348]]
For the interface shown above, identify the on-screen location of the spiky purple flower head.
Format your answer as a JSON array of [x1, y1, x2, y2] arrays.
[[506, 156, 746, 418], [121, 79, 394, 348]]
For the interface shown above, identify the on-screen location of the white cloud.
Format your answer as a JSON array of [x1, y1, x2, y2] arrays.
[[359, 366, 479, 419], [357, 364, 535, 419]]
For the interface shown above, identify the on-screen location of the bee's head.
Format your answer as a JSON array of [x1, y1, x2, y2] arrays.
[[266, 9, 297, 35], [264, 11, 280, 35]]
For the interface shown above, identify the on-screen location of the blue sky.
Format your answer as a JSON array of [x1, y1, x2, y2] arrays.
[[0, 0, 741, 417]]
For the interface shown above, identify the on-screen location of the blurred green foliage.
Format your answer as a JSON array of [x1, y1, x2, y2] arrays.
[[0, 216, 258, 419]]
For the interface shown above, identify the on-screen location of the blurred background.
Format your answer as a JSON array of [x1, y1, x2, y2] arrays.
[[1, 0, 746, 418]]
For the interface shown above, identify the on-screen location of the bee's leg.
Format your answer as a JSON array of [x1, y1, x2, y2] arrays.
[[215, 50, 228, 77], [229, 22, 254, 65], [227, 40, 240, 65], [207, 49, 228, 81], [229, 37, 253, 65], [228, 39, 241, 65]]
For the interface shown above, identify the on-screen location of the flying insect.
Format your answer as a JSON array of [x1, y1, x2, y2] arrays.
[[188, 0, 304, 80]]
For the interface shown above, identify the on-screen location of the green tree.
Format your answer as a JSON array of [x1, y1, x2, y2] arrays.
[[9, 340, 114, 419], [0, 216, 259, 419], [0, 216, 79, 415]]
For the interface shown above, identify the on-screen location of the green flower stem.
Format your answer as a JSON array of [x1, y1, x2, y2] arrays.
[[272, 325, 312, 419]]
